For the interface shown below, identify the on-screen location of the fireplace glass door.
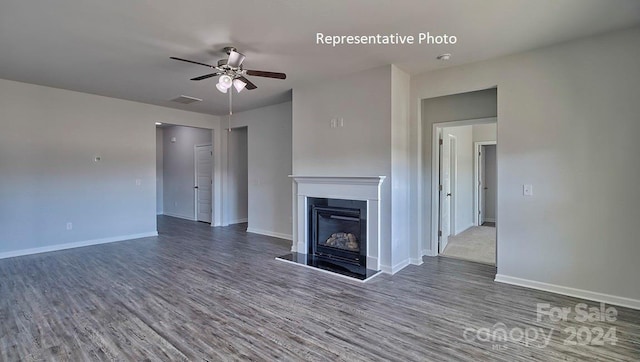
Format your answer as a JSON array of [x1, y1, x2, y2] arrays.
[[311, 206, 365, 265]]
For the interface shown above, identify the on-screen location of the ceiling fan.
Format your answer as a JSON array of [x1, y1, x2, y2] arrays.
[[170, 47, 286, 93]]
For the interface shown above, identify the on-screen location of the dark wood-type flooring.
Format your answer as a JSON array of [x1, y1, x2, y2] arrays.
[[0, 216, 638, 361]]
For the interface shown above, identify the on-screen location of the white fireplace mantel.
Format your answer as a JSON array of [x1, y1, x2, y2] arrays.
[[290, 175, 385, 271]]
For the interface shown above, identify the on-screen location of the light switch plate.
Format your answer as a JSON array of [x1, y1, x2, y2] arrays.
[[523, 184, 533, 196]]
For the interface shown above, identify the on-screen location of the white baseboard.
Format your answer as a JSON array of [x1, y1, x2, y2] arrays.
[[162, 212, 195, 221], [380, 258, 411, 275], [410, 257, 424, 265], [483, 218, 496, 223], [0, 231, 158, 260], [495, 274, 640, 310], [422, 248, 436, 257], [246, 227, 292, 241], [228, 218, 248, 225]]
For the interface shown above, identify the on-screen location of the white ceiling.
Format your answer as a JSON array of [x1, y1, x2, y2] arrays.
[[1, 0, 639, 115]]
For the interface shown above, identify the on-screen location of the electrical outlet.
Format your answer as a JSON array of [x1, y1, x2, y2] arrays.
[[523, 184, 533, 196], [135, 179, 141, 186], [66, 222, 73, 230]]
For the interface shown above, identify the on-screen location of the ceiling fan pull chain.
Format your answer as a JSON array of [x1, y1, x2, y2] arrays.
[[228, 88, 232, 132]]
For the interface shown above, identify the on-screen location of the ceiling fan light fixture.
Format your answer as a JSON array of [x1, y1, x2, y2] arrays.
[[216, 82, 228, 93], [218, 74, 233, 89], [233, 79, 247, 93]]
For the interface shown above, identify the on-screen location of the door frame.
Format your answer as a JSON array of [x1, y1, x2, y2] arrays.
[[438, 132, 457, 253], [437, 130, 447, 253], [474, 141, 496, 226], [194, 143, 213, 223], [431, 117, 496, 257]]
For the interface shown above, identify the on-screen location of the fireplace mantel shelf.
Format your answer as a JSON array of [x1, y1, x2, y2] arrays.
[[289, 175, 386, 186]]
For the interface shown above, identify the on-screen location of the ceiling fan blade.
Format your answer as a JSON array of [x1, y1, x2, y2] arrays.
[[170, 57, 215, 68], [245, 70, 286, 80], [238, 76, 257, 90], [227, 50, 246, 68], [190, 73, 220, 81]]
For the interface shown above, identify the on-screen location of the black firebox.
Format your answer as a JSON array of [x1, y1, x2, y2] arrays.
[[308, 198, 367, 268]]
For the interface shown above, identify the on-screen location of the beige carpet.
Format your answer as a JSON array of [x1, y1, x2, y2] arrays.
[[442, 226, 496, 265]]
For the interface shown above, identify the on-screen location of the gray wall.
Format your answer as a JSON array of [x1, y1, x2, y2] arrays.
[[228, 102, 292, 238], [422, 89, 497, 125], [483, 145, 497, 221], [227, 127, 248, 224], [0, 78, 215, 256], [473, 123, 497, 142], [162, 125, 212, 220], [411, 26, 640, 303], [156, 128, 164, 215]]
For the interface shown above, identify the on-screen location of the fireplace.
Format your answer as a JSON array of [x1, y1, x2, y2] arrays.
[[277, 176, 385, 281], [309, 198, 367, 267]]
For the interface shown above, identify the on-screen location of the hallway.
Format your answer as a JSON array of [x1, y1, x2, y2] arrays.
[[442, 225, 496, 265]]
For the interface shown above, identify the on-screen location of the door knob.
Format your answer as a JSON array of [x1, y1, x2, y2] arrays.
[[194, 186, 199, 189], [446, 193, 451, 197]]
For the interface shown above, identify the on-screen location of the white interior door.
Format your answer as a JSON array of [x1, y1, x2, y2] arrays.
[[439, 136, 451, 253], [478, 146, 486, 225], [195, 145, 212, 223]]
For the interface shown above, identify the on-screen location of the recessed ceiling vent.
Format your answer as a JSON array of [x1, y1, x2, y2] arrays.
[[170, 95, 202, 104]]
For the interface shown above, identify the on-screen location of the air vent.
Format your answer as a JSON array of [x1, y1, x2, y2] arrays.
[[170, 95, 203, 104]]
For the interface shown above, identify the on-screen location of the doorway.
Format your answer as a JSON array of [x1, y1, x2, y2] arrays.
[[433, 119, 497, 265], [195, 144, 213, 223], [475, 142, 497, 226], [156, 124, 213, 223]]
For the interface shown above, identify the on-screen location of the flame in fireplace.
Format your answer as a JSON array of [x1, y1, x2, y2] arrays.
[[323, 232, 359, 251]]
